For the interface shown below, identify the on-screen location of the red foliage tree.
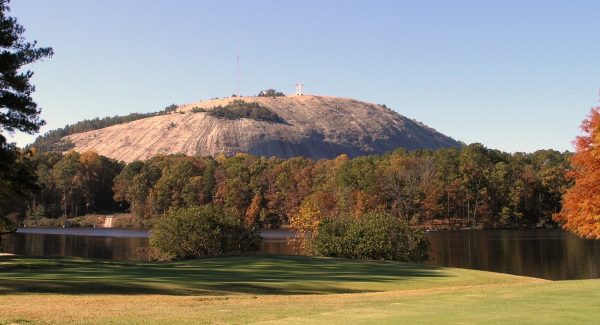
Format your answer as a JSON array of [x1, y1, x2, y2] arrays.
[[554, 107, 600, 239]]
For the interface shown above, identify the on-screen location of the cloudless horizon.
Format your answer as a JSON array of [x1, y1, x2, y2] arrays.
[[6, 0, 600, 153]]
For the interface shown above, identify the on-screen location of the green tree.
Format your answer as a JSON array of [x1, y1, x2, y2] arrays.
[[51, 151, 81, 217], [150, 157, 197, 213], [200, 157, 216, 203], [182, 176, 204, 207], [0, 147, 36, 227], [113, 160, 145, 207], [312, 212, 429, 262], [150, 204, 262, 259], [129, 164, 161, 217]]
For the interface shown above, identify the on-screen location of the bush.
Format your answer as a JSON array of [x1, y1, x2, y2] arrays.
[[150, 204, 262, 259], [313, 212, 429, 262]]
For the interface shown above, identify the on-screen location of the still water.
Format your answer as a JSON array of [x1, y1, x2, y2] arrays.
[[2, 228, 598, 280], [425, 230, 599, 280]]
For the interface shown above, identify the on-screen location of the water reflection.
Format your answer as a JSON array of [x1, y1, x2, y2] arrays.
[[425, 230, 600, 280], [1, 232, 150, 261], [1, 228, 599, 280]]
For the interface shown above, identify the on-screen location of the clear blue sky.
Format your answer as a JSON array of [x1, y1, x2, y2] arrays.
[[7, 0, 600, 153]]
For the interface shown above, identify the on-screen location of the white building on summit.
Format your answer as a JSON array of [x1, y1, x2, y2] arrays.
[[295, 83, 304, 96]]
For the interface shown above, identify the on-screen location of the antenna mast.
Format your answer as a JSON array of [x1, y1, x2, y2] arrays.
[[236, 41, 240, 97]]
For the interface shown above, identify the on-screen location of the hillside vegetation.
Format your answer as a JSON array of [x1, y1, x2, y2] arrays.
[[192, 99, 285, 123]]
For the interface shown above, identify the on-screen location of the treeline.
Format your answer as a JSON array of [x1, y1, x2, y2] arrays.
[[29, 104, 178, 152], [22, 144, 571, 229]]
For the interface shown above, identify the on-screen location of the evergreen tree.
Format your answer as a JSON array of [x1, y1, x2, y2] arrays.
[[0, 0, 52, 227], [0, 0, 53, 141]]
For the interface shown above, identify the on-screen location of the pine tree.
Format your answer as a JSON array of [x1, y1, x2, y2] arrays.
[[0, 0, 52, 228]]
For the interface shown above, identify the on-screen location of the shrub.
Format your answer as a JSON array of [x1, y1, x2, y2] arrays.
[[191, 107, 206, 113], [313, 212, 429, 262], [150, 204, 262, 259]]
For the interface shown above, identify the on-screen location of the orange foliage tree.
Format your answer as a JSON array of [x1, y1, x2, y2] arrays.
[[554, 107, 600, 239]]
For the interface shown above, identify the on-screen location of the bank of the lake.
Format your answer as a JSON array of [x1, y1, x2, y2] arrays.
[[0, 255, 598, 324]]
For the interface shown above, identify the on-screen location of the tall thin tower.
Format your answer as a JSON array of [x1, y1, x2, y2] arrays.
[[236, 41, 240, 97]]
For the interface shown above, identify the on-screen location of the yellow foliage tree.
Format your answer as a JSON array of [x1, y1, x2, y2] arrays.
[[289, 196, 323, 253]]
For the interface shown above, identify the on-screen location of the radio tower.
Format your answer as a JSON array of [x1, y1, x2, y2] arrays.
[[236, 42, 240, 97]]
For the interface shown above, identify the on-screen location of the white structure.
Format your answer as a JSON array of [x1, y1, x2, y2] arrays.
[[295, 83, 304, 96]]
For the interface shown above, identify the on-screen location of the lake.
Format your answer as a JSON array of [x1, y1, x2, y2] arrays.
[[1, 228, 598, 280]]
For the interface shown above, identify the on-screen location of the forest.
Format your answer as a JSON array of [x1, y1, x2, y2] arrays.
[[15, 143, 571, 230]]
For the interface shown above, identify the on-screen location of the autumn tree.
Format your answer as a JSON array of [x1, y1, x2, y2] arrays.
[[244, 192, 262, 227], [289, 195, 325, 253], [213, 154, 253, 218], [554, 107, 600, 239], [379, 154, 428, 222]]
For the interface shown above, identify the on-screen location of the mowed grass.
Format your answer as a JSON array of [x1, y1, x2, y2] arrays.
[[0, 255, 598, 324], [0, 255, 531, 296]]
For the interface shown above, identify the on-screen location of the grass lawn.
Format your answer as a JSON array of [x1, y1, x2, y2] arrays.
[[0, 255, 598, 324]]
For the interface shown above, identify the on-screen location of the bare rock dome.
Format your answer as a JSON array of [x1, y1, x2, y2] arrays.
[[64, 95, 460, 162]]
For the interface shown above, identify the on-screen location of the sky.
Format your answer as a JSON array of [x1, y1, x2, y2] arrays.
[[6, 0, 600, 153]]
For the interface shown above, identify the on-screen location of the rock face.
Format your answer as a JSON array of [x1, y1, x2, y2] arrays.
[[64, 95, 461, 162]]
